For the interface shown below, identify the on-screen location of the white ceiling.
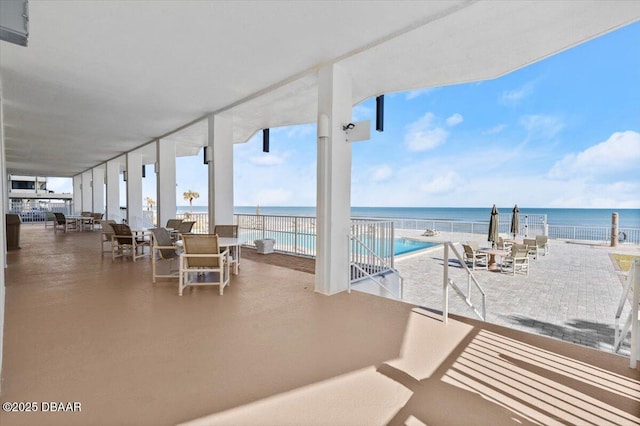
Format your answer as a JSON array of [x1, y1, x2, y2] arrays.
[[1, 0, 639, 177]]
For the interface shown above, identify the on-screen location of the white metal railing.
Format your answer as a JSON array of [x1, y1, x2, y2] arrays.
[[378, 214, 548, 238], [348, 232, 404, 300], [614, 259, 640, 368], [176, 212, 208, 234], [442, 242, 487, 322], [548, 225, 640, 245], [235, 214, 317, 256]]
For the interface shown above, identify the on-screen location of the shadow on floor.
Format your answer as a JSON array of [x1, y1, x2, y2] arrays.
[[503, 315, 630, 351]]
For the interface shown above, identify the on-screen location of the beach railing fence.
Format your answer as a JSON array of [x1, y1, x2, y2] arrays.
[[235, 213, 317, 257], [370, 214, 548, 238]]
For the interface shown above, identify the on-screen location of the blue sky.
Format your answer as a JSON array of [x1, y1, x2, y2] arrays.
[[48, 21, 640, 209]]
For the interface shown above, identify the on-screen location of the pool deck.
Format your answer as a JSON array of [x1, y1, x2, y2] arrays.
[[383, 229, 640, 355]]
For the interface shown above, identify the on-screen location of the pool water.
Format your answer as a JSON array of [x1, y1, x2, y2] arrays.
[[394, 238, 438, 255]]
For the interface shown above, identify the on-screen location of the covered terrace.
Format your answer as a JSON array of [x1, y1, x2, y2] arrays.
[[1, 1, 640, 424]]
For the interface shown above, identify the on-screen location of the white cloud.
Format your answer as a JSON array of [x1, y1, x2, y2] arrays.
[[445, 113, 463, 127], [419, 171, 462, 195], [353, 103, 374, 121], [500, 81, 535, 104], [46, 177, 73, 193], [370, 165, 393, 182], [249, 152, 289, 167], [404, 112, 449, 152], [519, 114, 564, 140], [405, 88, 433, 100], [481, 124, 507, 135], [548, 131, 640, 179]]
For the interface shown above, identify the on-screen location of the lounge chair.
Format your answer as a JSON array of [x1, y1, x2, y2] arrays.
[[179, 234, 230, 296], [149, 227, 182, 283], [462, 243, 488, 270], [501, 244, 529, 276], [111, 223, 150, 262], [422, 229, 439, 237]]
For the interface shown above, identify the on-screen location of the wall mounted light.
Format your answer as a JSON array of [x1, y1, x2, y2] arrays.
[[203, 146, 212, 164], [376, 95, 384, 132], [263, 128, 270, 153]]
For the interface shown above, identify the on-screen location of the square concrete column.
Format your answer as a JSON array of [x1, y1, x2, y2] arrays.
[[81, 171, 92, 212], [126, 152, 143, 227], [315, 64, 353, 295], [72, 175, 82, 214], [207, 114, 234, 232], [105, 160, 121, 222], [92, 166, 105, 214], [156, 138, 177, 228]]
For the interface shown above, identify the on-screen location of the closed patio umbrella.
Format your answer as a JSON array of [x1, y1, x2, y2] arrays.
[[488, 204, 499, 248], [510, 204, 520, 239]]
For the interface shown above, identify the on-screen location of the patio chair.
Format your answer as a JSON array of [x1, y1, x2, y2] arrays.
[[462, 243, 488, 270], [213, 224, 238, 237], [173, 220, 196, 242], [53, 212, 77, 233], [165, 219, 183, 230], [149, 227, 182, 283], [100, 220, 117, 256], [497, 236, 512, 251], [111, 223, 150, 262], [501, 244, 529, 276], [535, 235, 549, 256], [179, 234, 230, 296], [523, 238, 538, 259], [422, 229, 439, 237]]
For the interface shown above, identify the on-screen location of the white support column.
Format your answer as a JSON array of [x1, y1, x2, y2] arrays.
[[207, 114, 234, 232], [81, 171, 92, 212], [156, 138, 176, 228], [105, 160, 121, 222], [126, 153, 143, 227], [72, 175, 82, 214], [315, 64, 353, 295], [92, 166, 105, 215], [0, 76, 6, 393]]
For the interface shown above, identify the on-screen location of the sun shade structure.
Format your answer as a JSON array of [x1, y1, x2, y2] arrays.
[[511, 204, 520, 239], [488, 205, 499, 248], [1, 1, 639, 177]]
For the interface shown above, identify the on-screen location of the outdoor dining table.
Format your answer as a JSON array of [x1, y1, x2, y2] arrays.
[[219, 237, 241, 275], [66, 215, 94, 231], [479, 248, 510, 271]]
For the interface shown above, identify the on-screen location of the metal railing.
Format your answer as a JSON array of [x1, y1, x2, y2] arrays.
[[614, 259, 640, 368], [348, 233, 404, 300], [548, 225, 640, 245], [235, 214, 317, 257], [442, 242, 487, 322], [379, 214, 548, 238]]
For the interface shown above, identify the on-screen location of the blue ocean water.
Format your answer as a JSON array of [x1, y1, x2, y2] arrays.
[[178, 206, 640, 228]]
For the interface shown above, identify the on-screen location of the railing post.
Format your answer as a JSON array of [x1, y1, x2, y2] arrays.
[[294, 217, 298, 254], [631, 260, 639, 368], [443, 243, 449, 323]]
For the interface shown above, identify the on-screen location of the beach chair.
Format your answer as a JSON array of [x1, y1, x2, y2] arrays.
[[523, 238, 538, 259], [462, 243, 488, 270], [179, 234, 230, 296], [501, 244, 529, 276], [53, 212, 77, 233], [422, 229, 439, 237], [100, 220, 117, 255]]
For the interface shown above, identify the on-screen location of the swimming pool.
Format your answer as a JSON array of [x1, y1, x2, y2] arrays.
[[394, 238, 439, 255]]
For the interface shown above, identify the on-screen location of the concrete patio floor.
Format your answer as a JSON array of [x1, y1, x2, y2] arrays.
[[0, 225, 638, 425], [388, 230, 640, 355]]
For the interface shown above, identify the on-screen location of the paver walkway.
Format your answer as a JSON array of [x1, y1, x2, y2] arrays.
[[387, 230, 640, 355]]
